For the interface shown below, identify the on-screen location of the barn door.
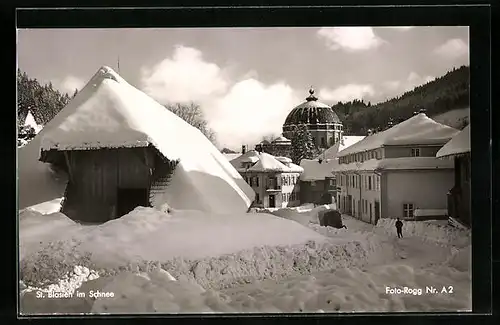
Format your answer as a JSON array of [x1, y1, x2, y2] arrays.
[[116, 188, 149, 217]]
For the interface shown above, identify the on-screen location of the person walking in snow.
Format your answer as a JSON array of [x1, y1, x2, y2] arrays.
[[395, 218, 403, 238]]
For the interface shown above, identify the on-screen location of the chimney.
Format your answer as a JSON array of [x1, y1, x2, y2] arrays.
[[367, 129, 373, 136], [419, 108, 427, 115], [413, 111, 419, 116], [241, 145, 247, 154]]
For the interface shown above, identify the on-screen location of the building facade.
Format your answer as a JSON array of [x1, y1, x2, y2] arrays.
[[334, 112, 459, 224], [231, 151, 303, 208]]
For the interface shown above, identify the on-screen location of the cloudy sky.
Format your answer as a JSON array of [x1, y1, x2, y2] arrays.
[[17, 27, 469, 150]]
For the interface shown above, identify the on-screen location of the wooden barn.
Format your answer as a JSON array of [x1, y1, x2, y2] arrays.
[[39, 146, 177, 223], [18, 66, 255, 223]]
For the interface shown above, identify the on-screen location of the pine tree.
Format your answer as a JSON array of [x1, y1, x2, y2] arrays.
[[290, 124, 316, 165]]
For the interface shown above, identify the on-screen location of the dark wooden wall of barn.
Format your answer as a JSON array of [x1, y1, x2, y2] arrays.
[[61, 147, 157, 223]]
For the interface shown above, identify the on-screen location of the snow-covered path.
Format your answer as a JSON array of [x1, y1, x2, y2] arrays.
[[218, 215, 470, 313]]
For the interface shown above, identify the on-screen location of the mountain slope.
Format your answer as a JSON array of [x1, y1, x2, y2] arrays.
[[334, 66, 470, 135]]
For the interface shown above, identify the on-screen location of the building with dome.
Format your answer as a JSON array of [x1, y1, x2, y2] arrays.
[[283, 88, 344, 149]]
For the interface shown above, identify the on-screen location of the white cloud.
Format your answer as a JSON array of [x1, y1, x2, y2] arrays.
[[210, 79, 300, 150], [319, 84, 375, 103], [380, 72, 435, 99], [140, 45, 300, 151], [317, 27, 385, 51], [434, 38, 469, 59], [140, 45, 229, 104], [54, 75, 84, 94]]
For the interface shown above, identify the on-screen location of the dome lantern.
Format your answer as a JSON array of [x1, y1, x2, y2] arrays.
[[306, 86, 318, 102]]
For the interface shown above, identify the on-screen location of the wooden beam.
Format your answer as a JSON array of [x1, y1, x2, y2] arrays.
[[63, 151, 74, 183], [143, 147, 153, 176]]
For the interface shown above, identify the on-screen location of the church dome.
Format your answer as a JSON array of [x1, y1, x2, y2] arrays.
[[284, 88, 341, 126]]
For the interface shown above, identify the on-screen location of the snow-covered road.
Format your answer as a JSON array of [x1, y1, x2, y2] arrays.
[[218, 215, 470, 313]]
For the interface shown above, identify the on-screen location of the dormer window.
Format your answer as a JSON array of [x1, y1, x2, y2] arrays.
[[411, 148, 421, 157]]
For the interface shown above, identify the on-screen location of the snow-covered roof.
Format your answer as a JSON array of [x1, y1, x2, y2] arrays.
[[436, 125, 470, 158], [275, 156, 292, 164], [272, 136, 291, 143], [318, 136, 366, 160], [230, 150, 303, 173], [24, 110, 43, 133], [300, 158, 339, 181], [19, 66, 255, 214], [332, 157, 454, 173], [338, 114, 459, 157], [222, 153, 242, 161]]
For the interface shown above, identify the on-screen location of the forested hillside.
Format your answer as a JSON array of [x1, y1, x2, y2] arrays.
[[17, 69, 77, 126], [335, 65, 470, 135]]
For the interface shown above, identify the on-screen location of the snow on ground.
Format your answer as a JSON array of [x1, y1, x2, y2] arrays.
[[20, 207, 329, 270], [375, 218, 471, 247], [253, 203, 336, 226], [19, 204, 471, 314]]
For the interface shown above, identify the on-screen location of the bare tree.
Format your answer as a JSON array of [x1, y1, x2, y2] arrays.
[[164, 102, 217, 145]]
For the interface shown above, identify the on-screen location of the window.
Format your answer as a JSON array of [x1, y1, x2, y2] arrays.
[[365, 200, 368, 213], [255, 193, 260, 203], [321, 137, 326, 147], [368, 176, 372, 190], [249, 177, 253, 186], [403, 203, 415, 219], [255, 176, 259, 187], [376, 175, 380, 191], [411, 148, 421, 157]]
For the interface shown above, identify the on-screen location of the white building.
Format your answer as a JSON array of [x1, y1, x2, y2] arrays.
[[333, 112, 460, 224], [231, 150, 303, 208]]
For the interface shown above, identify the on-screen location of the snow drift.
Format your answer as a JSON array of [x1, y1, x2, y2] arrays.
[[19, 207, 329, 274], [253, 204, 336, 226], [18, 66, 254, 215]]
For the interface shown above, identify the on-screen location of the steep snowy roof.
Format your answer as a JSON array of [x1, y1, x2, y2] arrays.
[[338, 114, 459, 157], [436, 125, 470, 158], [230, 150, 303, 173], [332, 157, 454, 172], [319, 136, 366, 160], [300, 159, 339, 181], [19, 66, 255, 214]]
